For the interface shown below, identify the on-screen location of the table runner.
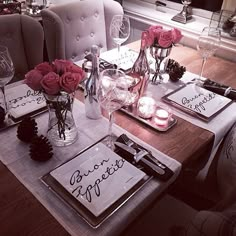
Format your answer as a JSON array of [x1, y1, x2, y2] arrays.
[[0, 99, 181, 236]]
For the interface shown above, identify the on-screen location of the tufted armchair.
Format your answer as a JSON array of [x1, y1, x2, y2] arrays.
[[41, 0, 123, 63], [0, 14, 44, 82]]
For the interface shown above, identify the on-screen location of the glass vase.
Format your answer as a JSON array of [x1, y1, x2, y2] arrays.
[[25, 0, 47, 17], [150, 46, 172, 84], [44, 92, 78, 147]]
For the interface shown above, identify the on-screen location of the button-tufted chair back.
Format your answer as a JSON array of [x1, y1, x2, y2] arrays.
[[0, 14, 44, 81], [41, 0, 123, 62]]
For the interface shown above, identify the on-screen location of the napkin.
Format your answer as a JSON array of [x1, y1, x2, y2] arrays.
[[203, 79, 236, 101]]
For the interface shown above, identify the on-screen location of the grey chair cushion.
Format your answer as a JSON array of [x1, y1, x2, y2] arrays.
[[41, 0, 123, 62], [217, 123, 236, 198], [0, 14, 44, 80], [186, 203, 236, 236]]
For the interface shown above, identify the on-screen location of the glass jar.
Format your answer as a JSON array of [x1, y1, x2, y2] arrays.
[[25, 0, 47, 17], [44, 92, 78, 147]]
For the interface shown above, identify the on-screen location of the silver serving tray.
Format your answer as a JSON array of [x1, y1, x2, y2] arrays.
[[121, 106, 177, 132]]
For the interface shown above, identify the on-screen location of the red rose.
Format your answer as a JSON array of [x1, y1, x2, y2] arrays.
[[53, 59, 73, 75], [141, 31, 153, 48], [25, 69, 43, 91], [59, 72, 82, 93], [67, 64, 86, 76], [35, 62, 53, 76], [158, 30, 173, 48], [41, 72, 60, 95], [172, 28, 182, 44]]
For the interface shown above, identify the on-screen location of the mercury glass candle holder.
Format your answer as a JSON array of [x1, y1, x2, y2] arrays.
[[137, 96, 156, 119]]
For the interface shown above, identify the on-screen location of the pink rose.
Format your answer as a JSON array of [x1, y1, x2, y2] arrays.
[[172, 28, 182, 44], [59, 72, 82, 93], [41, 72, 60, 95], [158, 30, 173, 48], [35, 62, 53, 76], [141, 31, 153, 48], [25, 69, 43, 91], [148, 25, 163, 43], [53, 59, 73, 75], [67, 64, 85, 76]]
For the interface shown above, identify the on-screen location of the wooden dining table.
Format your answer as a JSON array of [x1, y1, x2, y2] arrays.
[[1, 41, 236, 235]]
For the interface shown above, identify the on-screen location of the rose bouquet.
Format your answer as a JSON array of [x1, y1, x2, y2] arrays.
[[142, 25, 182, 83], [25, 59, 85, 95], [25, 60, 85, 146], [145, 25, 182, 48]]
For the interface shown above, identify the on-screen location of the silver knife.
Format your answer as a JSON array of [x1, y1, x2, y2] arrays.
[[114, 142, 165, 175]]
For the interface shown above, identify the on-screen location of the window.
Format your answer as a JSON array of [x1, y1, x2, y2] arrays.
[[142, 0, 235, 18], [168, 0, 223, 12]]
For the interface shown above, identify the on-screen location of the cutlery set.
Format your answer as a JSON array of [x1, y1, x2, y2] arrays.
[[115, 134, 174, 181]]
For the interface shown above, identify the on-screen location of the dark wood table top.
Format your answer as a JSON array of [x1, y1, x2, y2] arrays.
[[1, 41, 235, 235]]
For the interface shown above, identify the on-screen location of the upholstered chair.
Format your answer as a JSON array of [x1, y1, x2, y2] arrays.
[[41, 0, 123, 62], [0, 14, 44, 82]]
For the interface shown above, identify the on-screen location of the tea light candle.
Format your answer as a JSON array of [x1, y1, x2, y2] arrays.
[[154, 106, 172, 127], [137, 96, 156, 119]]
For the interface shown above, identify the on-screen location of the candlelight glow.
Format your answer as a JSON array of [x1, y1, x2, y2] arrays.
[[155, 106, 172, 127]]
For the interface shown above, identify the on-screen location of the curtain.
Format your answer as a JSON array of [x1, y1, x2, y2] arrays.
[[221, 0, 236, 11]]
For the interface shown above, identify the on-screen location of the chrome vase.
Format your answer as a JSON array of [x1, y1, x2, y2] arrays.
[[150, 46, 172, 84]]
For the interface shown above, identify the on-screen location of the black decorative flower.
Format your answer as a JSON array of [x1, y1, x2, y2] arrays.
[[17, 117, 38, 142], [29, 135, 53, 162], [166, 59, 186, 82]]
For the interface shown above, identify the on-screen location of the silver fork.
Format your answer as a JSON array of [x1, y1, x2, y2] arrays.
[[120, 134, 134, 147]]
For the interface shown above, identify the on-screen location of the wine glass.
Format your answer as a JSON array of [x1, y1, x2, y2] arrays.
[[110, 14, 130, 54], [0, 45, 14, 118], [196, 27, 221, 82], [97, 69, 128, 149]]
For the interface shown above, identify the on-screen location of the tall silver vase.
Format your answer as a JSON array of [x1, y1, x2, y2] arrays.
[[150, 46, 172, 84]]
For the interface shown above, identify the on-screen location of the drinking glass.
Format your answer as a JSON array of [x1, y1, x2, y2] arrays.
[[197, 27, 221, 82], [97, 69, 128, 149], [110, 14, 130, 53], [0, 45, 14, 117]]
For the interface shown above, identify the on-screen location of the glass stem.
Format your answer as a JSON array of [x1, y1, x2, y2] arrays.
[[108, 111, 114, 148], [199, 57, 207, 80], [0, 86, 7, 113], [117, 44, 121, 53]]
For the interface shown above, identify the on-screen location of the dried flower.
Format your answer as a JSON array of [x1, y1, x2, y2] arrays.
[[166, 59, 186, 82]]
